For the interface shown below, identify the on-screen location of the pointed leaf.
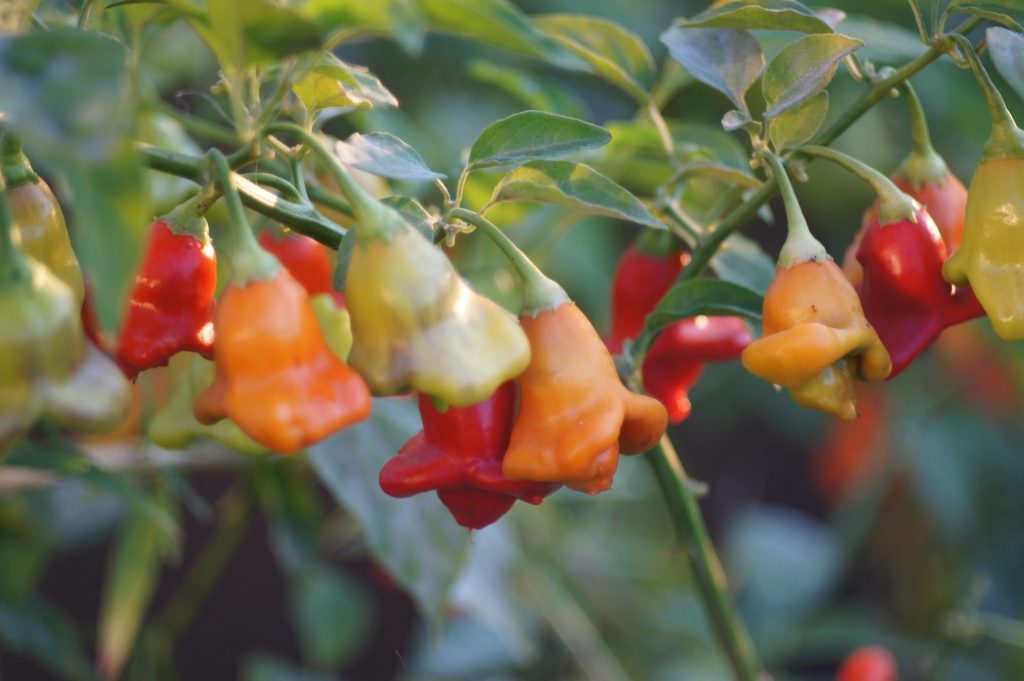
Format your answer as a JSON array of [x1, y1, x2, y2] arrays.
[[488, 160, 663, 228], [989, 27, 1024, 104], [949, 0, 1024, 32], [468, 111, 611, 171], [678, 0, 836, 33], [661, 26, 764, 113], [768, 90, 829, 151], [294, 54, 397, 113], [533, 14, 655, 102], [467, 59, 588, 118], [308, 399, 470, 626], [762, 33, 863, 119], [335, 132, 444, 181]]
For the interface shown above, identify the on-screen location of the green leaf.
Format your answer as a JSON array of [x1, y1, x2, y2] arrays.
[[989, 27, 1024, 104], [533, 14, 655, 103], [419, 0, 585, 70], [488, 160, 663, 228], [308, 399, 470, 626], [382, 196, 438, 239], [467, 58, 589, 119], [949, 0, 1024, 32], [0, 597, 95, 681], [768, 90, 829, 151], [97, 489, 179, 680], [762, 33, 863, 119], [206, 0, 325, 70], [710, 234, 776, 295], [661, 26, 764, 114], [678, 0, 836, 33], [335, 132, 444, 181], [294, 53, 398, 113], [467, 111, 611, 171], [289, 566, 372, 669]]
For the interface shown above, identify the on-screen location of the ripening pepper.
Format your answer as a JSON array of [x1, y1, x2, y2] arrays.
[[259, 229, 343, 304], [941, 41, 1024, 340], [193, 149, 371, 454], [342, 192, 530, 408], [503, 302, 668, 494], [835, 646, 897, 681], [379, 382, 559, 529], [607, 241, 751, 422], [310, 292, 353, 360], [115, 200, 217, 379], [742, 154, 891, 421]]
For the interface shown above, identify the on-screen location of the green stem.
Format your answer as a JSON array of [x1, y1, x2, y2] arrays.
[[800, 146, 919, 224], [0, 135, 39, 190], [645, 436, 763, 681], [764, 152, 827, 268], [206, 149, 280, 284], [449, 207, 569, 316], [947, 34, 1024, 160], [896, 82, 950, 187]]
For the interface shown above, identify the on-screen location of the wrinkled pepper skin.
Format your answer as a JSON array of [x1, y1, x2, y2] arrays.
[[502, 303, 668, 494], [258, 230, 340, 301], [380, 382, 559, 529], [8, 177, 85, 305], [115, 221, 217, 379], [193, 271, 371, 454], [742, 260, 891, 421], [856, 209, 983, 377], [1, 259, 130, 450], [345, 224, 530, 407], [607, 246, 751, 422], [835, 646, 897, 681], [943, 157, 1024, 340]]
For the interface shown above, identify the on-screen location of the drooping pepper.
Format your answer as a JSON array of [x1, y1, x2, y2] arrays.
[[192, 150, 371, 454], [259, 228, 344, 304], [804, 145, 984, 377], [114, 198, 217, 379], [941, 36, 1024, 340], [741, 154, 891, 421], [0, 188, 131, 451], [310, 292, 353, 361], [379, 382, 559, 529], [607, 237, 751, 422], [835, 646, 897, 681]]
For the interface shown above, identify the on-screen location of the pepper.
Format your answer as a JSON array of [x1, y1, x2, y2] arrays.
[[379, 382, 559, 529], [0, 189, 130, 451], [114, 198, 217, 379], [310, 292, 353, 361], [607, 240, 751, 422], [742, 154, 891, 421], [259, 228, 344, 304], [835, 646, 897, 681], [192, 150, 371, 454], [941, 36, 1024, 340], [148, 356, 269, 456]]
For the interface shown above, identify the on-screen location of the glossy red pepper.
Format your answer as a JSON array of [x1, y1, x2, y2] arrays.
[[836, 646, 898, 681], [115, 219, 216, 379], [608, 245, 751, 422], [856, 208, 983, 378], [379, 382, 559, 529], [258, 229, 344, 305]]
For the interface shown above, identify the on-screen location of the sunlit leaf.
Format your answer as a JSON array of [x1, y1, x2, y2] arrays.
[[948, 0, 1024, 32], [294, 54, 397, 113], [661, 26, 764, 114], [768, 90, 829, 151], [762, 33, 863, 119], [335, 132, 444, 181], [989, 27, 1024, 104], [678, 0, 836, 33], [468, 111, 611, 171]]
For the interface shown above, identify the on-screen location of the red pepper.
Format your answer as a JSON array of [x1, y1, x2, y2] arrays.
[[115, 218, 216, 379], [608, 245, 751, 422], [379, 382, 559, 529], [835, 646, 897, 681], [259, 230, 344, 305], [856, 208, 983, 378]]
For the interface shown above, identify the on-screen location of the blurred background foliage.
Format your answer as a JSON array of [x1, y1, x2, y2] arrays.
[[1, 0, 1024, 680]]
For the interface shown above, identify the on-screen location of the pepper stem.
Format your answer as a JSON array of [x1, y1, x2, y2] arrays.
[[635, 228, 677, 259], [0, 134, 40, 191], [263, 122, 399, 243], [449, 207, 570, 316], [160, 187, 217, 241], [206, 149, 280, 285], [763, 153, 828, 269], [800, 146, 920, 225], [948, 34, 1024, 161], [0, 184, 30, 284], [895, 82, 950, 188]]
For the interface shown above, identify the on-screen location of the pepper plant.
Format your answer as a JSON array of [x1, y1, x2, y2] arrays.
[[1, 0, 1024, 680]]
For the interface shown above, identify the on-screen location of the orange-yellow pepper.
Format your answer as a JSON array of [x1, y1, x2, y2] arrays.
[[501, 302, 667, 494]]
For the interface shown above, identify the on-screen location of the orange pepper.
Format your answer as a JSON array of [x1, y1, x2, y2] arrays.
[[193, 270, 371, 454], [501, 302, 667, 494]]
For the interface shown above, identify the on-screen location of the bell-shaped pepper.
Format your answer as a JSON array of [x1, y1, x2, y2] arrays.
[[502, 302, 668, 494], [607, 240, 751, 422], [941, 36, 1024, 340], [259, 229, 344, 304], [148, 356, 269, 457], [379, 382, 559, 529], [115, 199, 217, 379], [742, 153, 891, 421], [192, 149, 371, 454]]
